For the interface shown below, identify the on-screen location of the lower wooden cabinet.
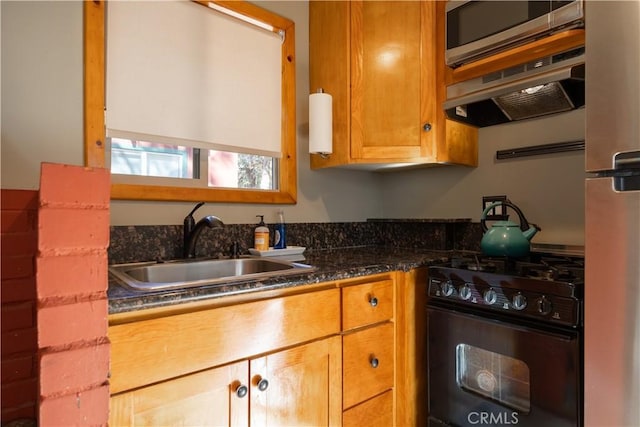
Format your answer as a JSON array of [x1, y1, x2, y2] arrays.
[[342, 322, 395, 409], [343, 390, 394, 427], [110, 336, 342, 426], [340, 274, 396, 424], [109, 288, 341, 395], [110, 360, 249, 426], [395, 267, 429, 426], [250, 336, 342, 426], [108, 270, 429, 426], [109, 287, 342, 426]]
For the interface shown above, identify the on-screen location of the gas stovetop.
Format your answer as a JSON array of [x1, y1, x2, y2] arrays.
[[428, 252, 584, 328], [448, 253, 584, 284]]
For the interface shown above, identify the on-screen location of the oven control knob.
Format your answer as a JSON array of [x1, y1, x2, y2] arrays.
[[537, 296, 552, 315], [441, 281, 454, 297], [459, 284, 472, 301], [483, 289, 498, 305], [512, 293, 527, 310]]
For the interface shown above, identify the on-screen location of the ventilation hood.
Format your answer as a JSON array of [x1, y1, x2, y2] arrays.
[[444, 48, 585, 127]]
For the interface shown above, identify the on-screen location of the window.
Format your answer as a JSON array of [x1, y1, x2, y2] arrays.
[[83, 1, 297, 203], [206, 152, 275, 190], [110, 139, 193, 179], [108, 137, 276, 190]]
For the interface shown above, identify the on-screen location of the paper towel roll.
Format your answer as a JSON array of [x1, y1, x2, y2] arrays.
[[309, 92, 333, 155]]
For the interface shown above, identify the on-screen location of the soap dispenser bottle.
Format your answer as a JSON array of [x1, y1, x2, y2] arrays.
[[274, 210, 287, 249], [254, 215, 270, 251]]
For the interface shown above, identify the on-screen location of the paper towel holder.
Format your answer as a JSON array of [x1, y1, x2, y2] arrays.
[[309, 88, 333, 159]]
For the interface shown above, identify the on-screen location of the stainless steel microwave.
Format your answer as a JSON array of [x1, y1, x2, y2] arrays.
[[446, 0, 584, 67]]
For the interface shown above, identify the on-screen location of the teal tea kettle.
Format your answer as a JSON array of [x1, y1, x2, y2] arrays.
[[480, 201, 541, 257]]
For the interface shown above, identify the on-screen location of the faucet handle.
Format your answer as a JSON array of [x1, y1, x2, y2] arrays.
[[184, 202, 205, 233], [187, 202, 205, 218]]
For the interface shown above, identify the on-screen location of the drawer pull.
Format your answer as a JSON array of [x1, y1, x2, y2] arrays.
[[369, 296, 378, 307], [257, 377, 270, 391], [235, 384, 248, 398], [369, 355, 379, 369]]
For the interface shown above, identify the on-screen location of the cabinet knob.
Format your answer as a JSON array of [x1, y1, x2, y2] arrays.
[[369, 355, 379, 369], [422, 123, 432, 132], [235, 384, 248, 398], [369, 296, 378, 307], [257, 377, 270, 392]]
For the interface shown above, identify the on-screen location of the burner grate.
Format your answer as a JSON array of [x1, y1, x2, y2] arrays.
[[448, 253, 584, 283], [450, 256, 505, 273]]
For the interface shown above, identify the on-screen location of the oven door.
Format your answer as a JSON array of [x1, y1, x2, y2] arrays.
[[427, 305, 581, 427]]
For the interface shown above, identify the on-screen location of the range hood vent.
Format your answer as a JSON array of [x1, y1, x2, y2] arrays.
[[444, 48, 585, 127]]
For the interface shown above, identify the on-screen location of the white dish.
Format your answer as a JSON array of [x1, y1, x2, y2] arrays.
[[248, 246, 306, 257]]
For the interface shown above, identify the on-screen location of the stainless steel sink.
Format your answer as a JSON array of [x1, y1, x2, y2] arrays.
[[109, 257, 315, 291]]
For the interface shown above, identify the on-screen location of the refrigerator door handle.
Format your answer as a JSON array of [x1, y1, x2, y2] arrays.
[[612, 151, 640, 192], [614, 150, 640, 169]]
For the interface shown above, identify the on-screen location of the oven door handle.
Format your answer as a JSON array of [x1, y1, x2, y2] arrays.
[[427, 305, 580, 341]]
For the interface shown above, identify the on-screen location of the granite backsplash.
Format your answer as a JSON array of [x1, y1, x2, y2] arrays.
[[108, 219, 483, 265]]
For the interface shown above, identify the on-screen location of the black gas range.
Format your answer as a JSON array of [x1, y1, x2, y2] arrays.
[[428, 251, 584, 329], [427, 251, 584, 427]]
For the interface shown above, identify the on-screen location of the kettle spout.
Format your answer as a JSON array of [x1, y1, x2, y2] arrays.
[[523, 223, 541, 241]]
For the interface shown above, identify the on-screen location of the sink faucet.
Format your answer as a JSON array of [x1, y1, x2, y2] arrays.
[[183, 202, 224, 258]]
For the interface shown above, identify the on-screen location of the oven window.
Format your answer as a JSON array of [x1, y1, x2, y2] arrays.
[[456, 344, 531, 413]]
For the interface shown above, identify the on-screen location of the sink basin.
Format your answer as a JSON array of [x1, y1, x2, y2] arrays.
[[109, 257, 315, 291]]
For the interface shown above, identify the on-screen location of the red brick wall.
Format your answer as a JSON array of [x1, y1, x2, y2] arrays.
[[1, 189, 39, 423], [36, 163, 111, 426]]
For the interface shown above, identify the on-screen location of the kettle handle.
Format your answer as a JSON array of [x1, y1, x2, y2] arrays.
[[480, 201, 535, 233]]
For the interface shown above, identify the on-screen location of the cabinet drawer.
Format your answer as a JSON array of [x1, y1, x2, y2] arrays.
[[343, 322, 394, 408], [342, 279, 394, 330], [110, 288, 340, 394], [343, 390, 394, 427]]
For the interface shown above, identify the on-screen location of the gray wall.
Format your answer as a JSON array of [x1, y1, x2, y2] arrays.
[[1, 1, 585, 244], [380, 110, 585, 245], [1, 1, 84, 183]]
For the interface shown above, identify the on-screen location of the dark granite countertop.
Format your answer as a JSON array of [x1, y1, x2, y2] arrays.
[[366, 218, 472, 222], [108, 246, 454, 315]]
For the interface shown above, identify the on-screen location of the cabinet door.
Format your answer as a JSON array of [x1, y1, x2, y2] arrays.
[[250, 336, 342, 427], [310, 1, 477, 168], [351, 1, 432, 160], [109, 360, 249, 426]]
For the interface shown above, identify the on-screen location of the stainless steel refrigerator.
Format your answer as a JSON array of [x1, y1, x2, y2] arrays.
[[585, 1, 640, 426]]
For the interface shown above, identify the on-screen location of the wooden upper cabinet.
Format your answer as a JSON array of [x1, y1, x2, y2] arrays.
[[309, 1, 478, 169], [352, 1, 424, 161]]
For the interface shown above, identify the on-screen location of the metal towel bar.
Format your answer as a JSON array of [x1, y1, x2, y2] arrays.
[[496, 140, 585, 160]]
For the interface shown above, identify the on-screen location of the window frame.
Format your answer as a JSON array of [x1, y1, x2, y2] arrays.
[[83, 0, 297, 204]]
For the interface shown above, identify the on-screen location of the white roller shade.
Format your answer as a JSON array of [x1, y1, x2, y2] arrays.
[[106, 1, 283, 157]]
